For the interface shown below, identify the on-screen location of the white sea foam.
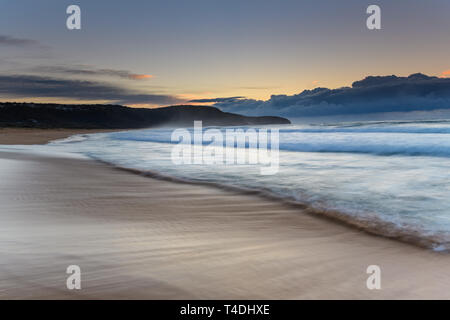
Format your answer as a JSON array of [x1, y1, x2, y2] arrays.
[[105, 122, 450, 157]]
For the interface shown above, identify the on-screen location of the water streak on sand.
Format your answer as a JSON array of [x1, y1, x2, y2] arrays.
[[103, 162, 450, 252]]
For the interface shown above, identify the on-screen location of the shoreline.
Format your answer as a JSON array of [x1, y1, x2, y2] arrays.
[[108, 163, 448, 252], [1, 150, 450, 299]]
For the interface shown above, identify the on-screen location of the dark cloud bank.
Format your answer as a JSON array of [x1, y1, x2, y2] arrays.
[[32, 66, 152, 80], [189, 96, 245, 103], [210, 74, 450, 118], [0, 35, 39, 47], [0, 75, 181, 105], [2, 73, 450, 116]]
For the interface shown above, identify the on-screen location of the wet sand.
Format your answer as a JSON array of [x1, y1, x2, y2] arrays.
[[1, 150, 450, 299]]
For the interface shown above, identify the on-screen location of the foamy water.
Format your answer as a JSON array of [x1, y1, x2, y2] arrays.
[[3, 120, 450, 250]]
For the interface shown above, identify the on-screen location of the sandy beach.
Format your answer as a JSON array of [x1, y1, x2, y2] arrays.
[[1, 131, 450, 299], [0, 128, 118, 145]]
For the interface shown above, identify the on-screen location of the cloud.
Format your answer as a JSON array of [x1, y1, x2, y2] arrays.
[[0, 75, 182, 105], [0, 35, 40, 47], [128, 74, 153, 80], [32, 65, 154, 80], [210, 73, 450, 118], [188, 96, 245, 103]]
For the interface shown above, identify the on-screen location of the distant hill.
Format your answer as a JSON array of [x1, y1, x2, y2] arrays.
[[0, 103, 290, 128]]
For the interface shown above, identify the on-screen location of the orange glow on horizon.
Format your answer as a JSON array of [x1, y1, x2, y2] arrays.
[[441, 70, 450, 78], [128, 74, 154, 80]]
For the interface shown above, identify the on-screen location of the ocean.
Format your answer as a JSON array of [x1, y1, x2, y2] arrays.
[[4, 119, 450, 251]]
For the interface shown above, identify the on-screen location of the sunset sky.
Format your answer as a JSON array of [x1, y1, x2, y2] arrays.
[[1, 0, 450, 107]]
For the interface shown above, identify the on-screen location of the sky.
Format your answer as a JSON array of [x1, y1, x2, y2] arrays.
[[1, 0, 450, 107]]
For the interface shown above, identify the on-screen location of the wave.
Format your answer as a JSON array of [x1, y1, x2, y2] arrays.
[[278, 126, 450, 134], [279, 141, 450, 157], [50, 134, 92, 144], [309, 119, 450, 127], [106, 130, 450, 158]]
